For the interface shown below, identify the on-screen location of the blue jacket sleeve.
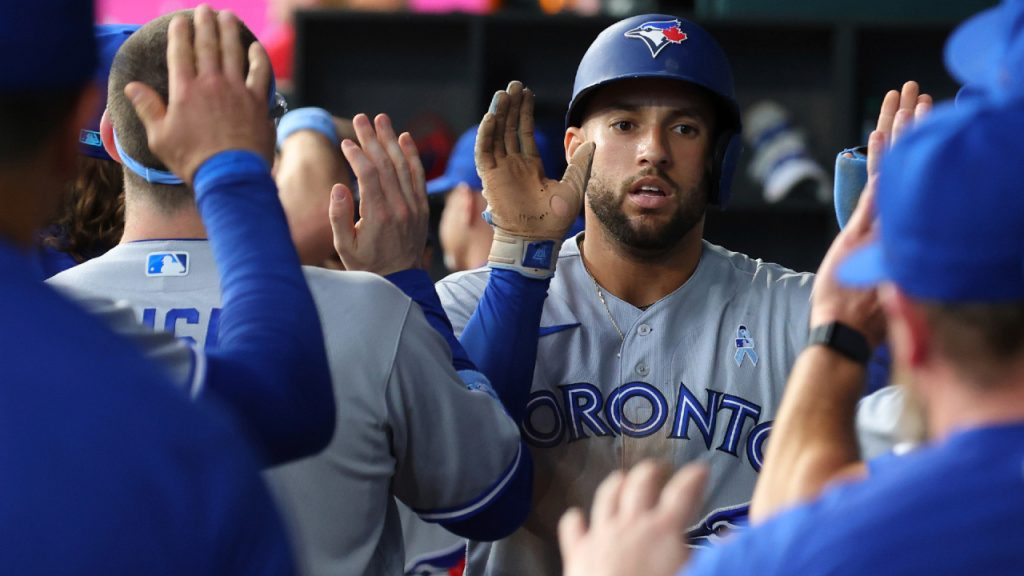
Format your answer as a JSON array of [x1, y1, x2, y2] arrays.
[[193, 151, 334, 466], [460, 268, 550, 426]]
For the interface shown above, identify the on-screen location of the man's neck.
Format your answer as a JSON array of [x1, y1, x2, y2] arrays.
[[119, 186, 207, 243], [578, 218, 704, 309], [921, 360, 1024, 441]]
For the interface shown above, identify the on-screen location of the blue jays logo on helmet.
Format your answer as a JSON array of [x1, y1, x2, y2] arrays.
[[624, 19, 689, 58], [567, 14, 743, 206]]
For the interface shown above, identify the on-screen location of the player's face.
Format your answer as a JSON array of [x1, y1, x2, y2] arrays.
[[572, 79, 716, 255]]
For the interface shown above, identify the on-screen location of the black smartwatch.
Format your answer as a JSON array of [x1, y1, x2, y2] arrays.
[[807, 322, 871, 365]]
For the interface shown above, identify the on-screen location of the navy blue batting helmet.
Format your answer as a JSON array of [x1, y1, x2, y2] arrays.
[[566, 14, 743, 206]]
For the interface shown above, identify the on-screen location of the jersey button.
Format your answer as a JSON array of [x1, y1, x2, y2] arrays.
[[635, 362, 649, 376], [637, 324, 652, 336]]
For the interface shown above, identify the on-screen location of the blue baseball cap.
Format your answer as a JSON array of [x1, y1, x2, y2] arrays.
[[838, 98, 1024, 302], [79, 24, 140, 161], [945, 0, 1024, 98], [426, 125, 563, 195], [0, 0, 97, 91]]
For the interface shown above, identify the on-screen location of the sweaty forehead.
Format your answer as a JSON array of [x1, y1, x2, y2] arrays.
[[581, 78, 716, 124]]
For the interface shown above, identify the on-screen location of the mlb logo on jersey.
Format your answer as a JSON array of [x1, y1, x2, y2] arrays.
[[146, 252, 189, 277], [624, 18, 688, 58]]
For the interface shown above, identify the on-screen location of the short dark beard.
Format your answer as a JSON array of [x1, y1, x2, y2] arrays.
[[587, 169, 708, 259]]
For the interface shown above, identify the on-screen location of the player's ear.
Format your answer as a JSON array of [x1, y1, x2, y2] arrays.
[[881, 284, 930, 368], [99, 109, 122, 164], [565, 127, 585, 166]]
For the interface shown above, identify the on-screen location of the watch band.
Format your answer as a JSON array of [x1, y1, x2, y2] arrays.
[[808, 322, 871, 365]]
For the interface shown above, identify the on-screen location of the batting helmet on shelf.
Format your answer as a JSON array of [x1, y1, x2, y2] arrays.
[[566, 14, 743, 206]]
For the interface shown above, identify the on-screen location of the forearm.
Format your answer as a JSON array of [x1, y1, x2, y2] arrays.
[[276, 130, 346, 266], [195, 151, 334, 465], [461, 268, 550, 424], [749, 345, 866, 523]]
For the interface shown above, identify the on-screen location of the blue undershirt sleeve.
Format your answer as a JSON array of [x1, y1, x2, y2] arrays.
[[386, 268, 477, 373], [192, 150, 334, 466], [460, 268, 550, 425]]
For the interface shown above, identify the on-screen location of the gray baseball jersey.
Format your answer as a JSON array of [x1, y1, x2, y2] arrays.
[[57, 295, 202, 394], [399, 500, 466, 574], [856, 386, 915, 460], [436, 235, 813, 575], [48, 239, 523, 576]]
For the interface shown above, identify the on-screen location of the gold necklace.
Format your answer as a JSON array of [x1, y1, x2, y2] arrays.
[[580, 252, 625, 357]]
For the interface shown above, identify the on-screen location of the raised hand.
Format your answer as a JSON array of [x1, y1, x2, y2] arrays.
[[125, 5, 276, 185], [869, 81, 932, 178], [558, 461, 708, 576], [477, 80, 595, 242], [329, 113, 429, 276], [811, 160, 887, 347]]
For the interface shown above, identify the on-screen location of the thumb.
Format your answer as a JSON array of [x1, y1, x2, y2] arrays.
[[557, 141, 596, 211], [124, 82, 167, 134], [329, 183, 357, 258]]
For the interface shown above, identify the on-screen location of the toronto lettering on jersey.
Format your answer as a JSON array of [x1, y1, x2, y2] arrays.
[[522, 381, 771, 472]]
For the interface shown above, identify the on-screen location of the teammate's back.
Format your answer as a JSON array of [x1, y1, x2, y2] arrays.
[[50, 240, 526, 575], [0, 1, 316, 570], [0, 244, 292, 574]]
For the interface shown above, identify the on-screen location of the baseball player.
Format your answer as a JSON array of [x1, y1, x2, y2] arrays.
[[559, 39, 1024, 576], [0, 2, 311, 572], [46, 11, 335, 467], [401, 124, 570, 575], [436, 14, 814, 574], [48, 11, 532, 575]]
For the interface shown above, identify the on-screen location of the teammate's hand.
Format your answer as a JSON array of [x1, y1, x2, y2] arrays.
[[810, 133, 886, 347], [477, 80, 595, 242], [329, 113, 429, 276], [124, 5, 276, 185], [559, 461, 707, 576], [869, 81, 932, 178]]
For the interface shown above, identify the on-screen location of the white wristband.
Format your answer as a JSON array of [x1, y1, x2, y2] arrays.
[[488, 233, 558, 279]]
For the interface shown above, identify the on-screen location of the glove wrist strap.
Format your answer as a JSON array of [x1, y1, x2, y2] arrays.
[[488, 231, 559, 279]]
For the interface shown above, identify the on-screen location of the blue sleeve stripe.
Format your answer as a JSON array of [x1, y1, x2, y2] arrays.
[[414, 442, 523, 522]]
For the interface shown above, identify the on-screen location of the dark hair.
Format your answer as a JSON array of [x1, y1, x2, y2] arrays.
[[0, 88, 85, 166], [923, 301, 1024, 387], [43, 156, 125, 262], [107, 10, 258, 210]]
